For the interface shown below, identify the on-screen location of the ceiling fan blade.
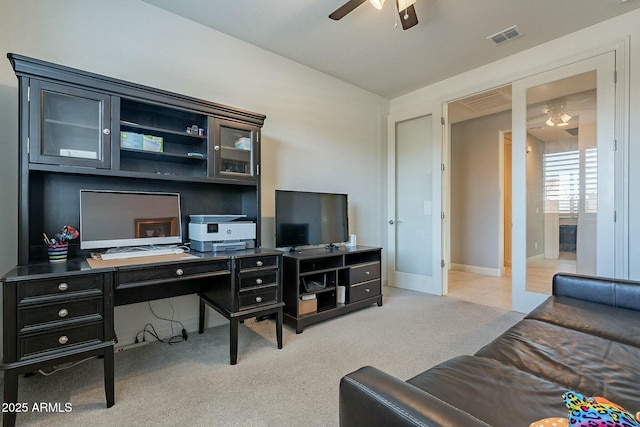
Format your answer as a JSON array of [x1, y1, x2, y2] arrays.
[[397, 3, 418, 30], [329, 0, 367, 20]]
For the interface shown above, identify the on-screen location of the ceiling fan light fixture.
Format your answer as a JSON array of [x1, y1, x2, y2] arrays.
[[560, 113, 572, 123], [369, 0, 385, 10]]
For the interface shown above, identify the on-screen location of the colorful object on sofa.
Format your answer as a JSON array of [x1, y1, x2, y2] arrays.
[[563, 391, 640, 427]]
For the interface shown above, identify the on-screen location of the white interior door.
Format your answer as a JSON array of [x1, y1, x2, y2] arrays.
[[387, 113, 443, 294], [511, 52, 616, 312]]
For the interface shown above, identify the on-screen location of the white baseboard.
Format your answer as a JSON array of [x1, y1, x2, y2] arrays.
[[450, 263, 501, 277], [527, 253, 545, 263]]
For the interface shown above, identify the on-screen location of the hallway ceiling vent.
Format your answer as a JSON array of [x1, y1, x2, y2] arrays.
[[457, 87, 512, 112], [565, 127, 579, 137], [487, 25, 523, 45]]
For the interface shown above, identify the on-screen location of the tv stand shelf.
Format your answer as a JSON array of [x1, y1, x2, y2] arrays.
[[282, 246, 382, 333]]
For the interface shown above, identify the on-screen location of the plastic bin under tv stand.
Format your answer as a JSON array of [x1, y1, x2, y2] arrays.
[[282, 245, 382, 333]]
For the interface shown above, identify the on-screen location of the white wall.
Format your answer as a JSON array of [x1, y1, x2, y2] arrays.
[[0, 0, 389, 346], [450, 111, 510, 273], [391, 8, 640, 281]]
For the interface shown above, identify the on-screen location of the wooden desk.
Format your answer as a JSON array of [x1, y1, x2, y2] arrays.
[[0, 248, 282, 427]]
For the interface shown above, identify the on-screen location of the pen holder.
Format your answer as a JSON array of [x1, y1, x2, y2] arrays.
[[47, 243, 68, 262]]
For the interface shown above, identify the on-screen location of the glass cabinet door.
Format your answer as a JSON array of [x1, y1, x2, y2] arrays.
[[29, 81, 111, 168], [211, 118, 258, 180]]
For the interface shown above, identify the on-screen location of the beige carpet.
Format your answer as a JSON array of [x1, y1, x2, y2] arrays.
[[6, 286, 524, 426]]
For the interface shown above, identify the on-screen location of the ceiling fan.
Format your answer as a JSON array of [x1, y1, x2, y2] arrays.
[[527, 96, 592, 128], [329, 0, 419, 30]]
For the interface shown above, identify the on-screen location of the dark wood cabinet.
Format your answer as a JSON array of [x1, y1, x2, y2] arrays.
[[211, 118, 259, 181], [8, 53, 266, 265], [29, 80, 111, 169], [3, 53, 273, 426], [282, 246, 382, 333], [198, 251, 284, 365], [1, 265, 115, 427]]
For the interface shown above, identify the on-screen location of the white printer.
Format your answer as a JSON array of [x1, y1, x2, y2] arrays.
[[189, 215, 256, 252]]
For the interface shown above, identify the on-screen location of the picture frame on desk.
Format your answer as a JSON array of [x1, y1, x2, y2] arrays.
[[135, 217, 178, 238]]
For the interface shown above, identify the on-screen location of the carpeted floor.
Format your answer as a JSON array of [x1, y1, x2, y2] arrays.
[[5, 286, 523, 426]]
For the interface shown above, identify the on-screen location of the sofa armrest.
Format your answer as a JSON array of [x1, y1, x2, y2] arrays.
[[553, 273, 640, 311], [339, 366, 491, 427]]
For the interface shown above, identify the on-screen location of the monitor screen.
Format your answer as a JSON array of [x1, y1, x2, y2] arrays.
[[275, 190, 348, 248], [80, 190, 182, 250]]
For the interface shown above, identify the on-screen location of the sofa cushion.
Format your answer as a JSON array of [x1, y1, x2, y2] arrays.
[[406, 355, 568, 427], [553, 274, 640, 311], [475, 319, 640, 410], [526, 296, 640, 347]]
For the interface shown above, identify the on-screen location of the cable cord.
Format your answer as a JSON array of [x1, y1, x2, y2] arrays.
[[135, 300, 188, 345], [38, 356, 95, 376]]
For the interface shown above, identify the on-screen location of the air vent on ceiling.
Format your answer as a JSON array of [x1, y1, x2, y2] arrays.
[[457, 88, 512, 112], [565, 127, 579, 137], [487, 25, 523, 46]]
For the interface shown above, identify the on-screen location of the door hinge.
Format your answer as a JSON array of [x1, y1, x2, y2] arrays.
[[441, 117, 445, 125], [256, 164, 260, 176], [441, 259, 445, 268], [441, 211, 445, 220], [27, 136, 30, 154], [614, 139, 617, 151], [441, 163, 445, 172], [614, 211, 617, 222], [27, 85, 30, 102], [614, 70, 618, 83]]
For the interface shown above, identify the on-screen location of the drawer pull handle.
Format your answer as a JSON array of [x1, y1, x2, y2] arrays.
[[365, 288, 370, 293], [255, 296, 262, 303], [175, 268, 184, 276], [256, 278, 263, 285], [58, 309, 69, 318], [365, 271, 370, 275], [256, 260, 263, 267], [58, 335, 69, 345], [58, 283, 69, 291]]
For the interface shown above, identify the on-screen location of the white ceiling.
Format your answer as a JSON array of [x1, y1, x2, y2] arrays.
[[141, 0, 640, 99]]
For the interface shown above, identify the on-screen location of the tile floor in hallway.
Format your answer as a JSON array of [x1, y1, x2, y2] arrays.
[[447, 254, 577, 311]]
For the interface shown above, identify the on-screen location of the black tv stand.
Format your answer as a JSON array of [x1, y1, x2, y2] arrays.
[[282, 246, 382, 333]]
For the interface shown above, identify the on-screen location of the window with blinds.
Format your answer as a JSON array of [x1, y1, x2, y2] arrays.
[[544, 150, 580, 215], [543, 148, 597, 215], [584, 148, 597, 213]]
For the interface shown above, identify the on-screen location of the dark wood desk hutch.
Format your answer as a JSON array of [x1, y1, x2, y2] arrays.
[[1, 54, 282, 427]]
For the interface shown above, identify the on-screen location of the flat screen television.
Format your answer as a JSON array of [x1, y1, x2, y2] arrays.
[[79, 189, 182, 250], [275, 190, 348, 248]]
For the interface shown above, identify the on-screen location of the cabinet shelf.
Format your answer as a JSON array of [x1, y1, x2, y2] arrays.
[[300, 285, 336, 296], [120, 121, 206, 142], [45, 118, 100, 131], [120, 148, 207, 163]]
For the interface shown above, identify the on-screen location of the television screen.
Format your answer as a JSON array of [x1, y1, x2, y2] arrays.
[[275, 190, 348, 248], [80, 190, 182, 250]]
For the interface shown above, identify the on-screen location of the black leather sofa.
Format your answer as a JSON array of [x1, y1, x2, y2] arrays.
[[339, 274, 640, 427]]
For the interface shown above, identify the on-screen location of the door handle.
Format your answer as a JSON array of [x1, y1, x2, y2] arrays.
[[389, 220, 402, 225]]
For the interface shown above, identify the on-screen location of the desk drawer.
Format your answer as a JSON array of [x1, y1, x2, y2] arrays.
[[238, 285, 278, 310], [117, 260, 230, 287], [349, 279, 381, 303], [238, 270, 278, 290], [19, 322, 103, 359], [19, 298, 103, 332], [19, 275, 103, 303], [237, 255, 279, 271], [349, 262, 381, 285]]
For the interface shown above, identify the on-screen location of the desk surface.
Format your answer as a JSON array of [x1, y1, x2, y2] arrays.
[[1, 248, 283, 282]]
